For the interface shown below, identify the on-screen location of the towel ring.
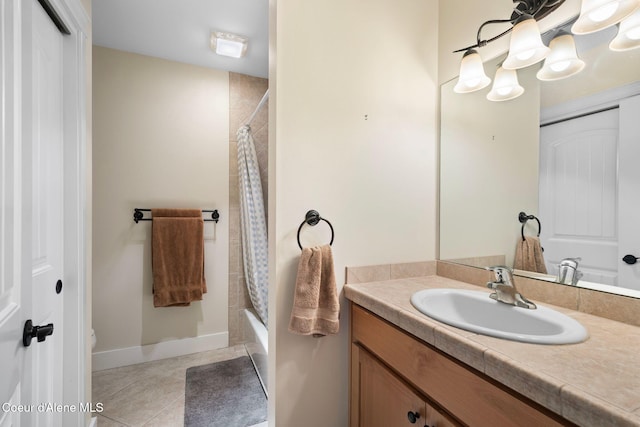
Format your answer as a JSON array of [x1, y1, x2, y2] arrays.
[[297, 210, 334, 250], [519, 211, 541, 241]]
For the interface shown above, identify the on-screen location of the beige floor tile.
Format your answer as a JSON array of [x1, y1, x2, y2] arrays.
[[93, 345, 250, 426], [142, 397, 185, 426], [100, 373, 184, 426], [92, 364, 151, 403], [95, 414, 129, 426]]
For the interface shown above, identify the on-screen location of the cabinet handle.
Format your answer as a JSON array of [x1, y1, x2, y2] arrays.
[[407, 411, 420, 424]]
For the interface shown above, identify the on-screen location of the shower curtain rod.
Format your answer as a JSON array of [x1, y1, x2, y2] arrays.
[[245, 89, 269, 126]]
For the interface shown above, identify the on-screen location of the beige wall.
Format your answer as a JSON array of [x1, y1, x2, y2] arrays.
[[270, 0, 439, 425], [92, 47, 229, 353]]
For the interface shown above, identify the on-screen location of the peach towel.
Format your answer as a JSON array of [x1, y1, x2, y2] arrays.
[[151, 208, 207, 307], [288, 245, 339, 337], [514, 236, 547, 274]]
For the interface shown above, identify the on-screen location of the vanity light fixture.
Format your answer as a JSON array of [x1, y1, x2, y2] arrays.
[[571, 0, 640, 34], [537, 32, 586, 80], [453, 0, 640, 99], [453, 49, 492, 93], [210, 31, 248, 58], [487, 67, 525, 101], [609, 8, 640, 50], [503, 15, 550, 69], [452, 0, 565, 94]]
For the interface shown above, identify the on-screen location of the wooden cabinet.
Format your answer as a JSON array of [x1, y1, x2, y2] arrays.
[[350, 304, 575, 427], [357, 346, 459, 427]]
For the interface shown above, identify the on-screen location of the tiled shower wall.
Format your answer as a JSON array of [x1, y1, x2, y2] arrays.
[[228, 73, 269, 345]]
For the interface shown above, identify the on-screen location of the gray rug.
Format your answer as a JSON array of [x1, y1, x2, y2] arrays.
[[184, 356, 267, 427]]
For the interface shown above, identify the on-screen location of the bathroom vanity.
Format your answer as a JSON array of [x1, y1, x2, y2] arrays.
[[346, 271, 640, 426]]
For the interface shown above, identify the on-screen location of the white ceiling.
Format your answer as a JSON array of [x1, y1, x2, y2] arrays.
[[92, 0, 269, 78]]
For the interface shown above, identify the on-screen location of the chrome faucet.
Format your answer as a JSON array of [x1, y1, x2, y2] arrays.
[[485, 266, 537, 309], [557, 257, 583, 286]]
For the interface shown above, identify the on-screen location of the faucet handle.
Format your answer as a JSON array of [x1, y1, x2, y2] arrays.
[[560, 257, 581, 267], [485, 265, 513, 282]]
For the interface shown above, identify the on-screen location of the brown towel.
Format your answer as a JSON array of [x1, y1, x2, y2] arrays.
[[514, 236, 547, 274], [288, 244, 339, 337], [151, 208, 207, 307]]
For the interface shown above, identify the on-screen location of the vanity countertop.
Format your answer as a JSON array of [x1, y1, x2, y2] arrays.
[[344, 275, 640, 427]]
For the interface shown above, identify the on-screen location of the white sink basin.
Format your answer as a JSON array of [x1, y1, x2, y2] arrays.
[[410, 288, 588, 345]]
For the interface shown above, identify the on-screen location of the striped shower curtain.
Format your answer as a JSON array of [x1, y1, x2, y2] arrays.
[[237, 125, 269, 327]]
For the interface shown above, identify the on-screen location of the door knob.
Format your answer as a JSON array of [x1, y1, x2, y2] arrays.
[[622, 254, 639, 265], [23, 319, 54, 347]]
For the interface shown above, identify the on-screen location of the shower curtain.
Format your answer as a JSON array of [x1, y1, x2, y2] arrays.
[[237, 125, 269, 326]]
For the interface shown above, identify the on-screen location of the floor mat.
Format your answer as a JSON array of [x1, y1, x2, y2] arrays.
[[184, 356, 267, 427]]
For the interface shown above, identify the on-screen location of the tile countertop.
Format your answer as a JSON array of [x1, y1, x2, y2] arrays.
[[344, 275, 640, 427]]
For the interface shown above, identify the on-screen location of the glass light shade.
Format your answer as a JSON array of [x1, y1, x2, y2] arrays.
[[210, 32, 248, 58], [503, 17, 550, 70], [610, 9, 640, 50], [572, 0, 640, 34], [537, 34, 586, 80], [453, 50, 491, 93], [487, 67, 524, 101]]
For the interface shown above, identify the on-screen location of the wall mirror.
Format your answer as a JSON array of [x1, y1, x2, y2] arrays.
[[440, 20, 640, 298]]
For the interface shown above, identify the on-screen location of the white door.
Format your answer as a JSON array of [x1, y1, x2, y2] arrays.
[[540, 96, 640, 291], [618, 94, 640, 290], [0, 1, 24, 422], [26, 0, 65, 424], [0, 1, 65, 425], [539, 109, 619, 286]]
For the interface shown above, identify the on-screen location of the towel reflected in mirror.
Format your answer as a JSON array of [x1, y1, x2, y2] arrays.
[[514, 236, 547, 274]]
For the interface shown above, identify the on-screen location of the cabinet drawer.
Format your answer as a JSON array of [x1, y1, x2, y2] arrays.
[[351, 304, 573, 427]]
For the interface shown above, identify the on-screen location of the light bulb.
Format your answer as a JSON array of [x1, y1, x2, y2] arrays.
[[537, 33, 585, 81], [487, 67, 524, 102], [572, 0, 640, 34], [454, 50, 491, 93], [588, 2, 619, 21], [516, 49, 536, 61], [610, 9, 640, 50], [503, 16, 549, 70], [550, 60, 571, 72]]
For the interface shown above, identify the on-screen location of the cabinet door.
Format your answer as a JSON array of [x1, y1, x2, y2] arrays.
[[357, 347, 427, 427], [425, 402, 459, 427]]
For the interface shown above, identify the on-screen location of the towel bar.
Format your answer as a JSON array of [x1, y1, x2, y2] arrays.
[[296, 210, 334, 250], [519, 211, 541, 241], [133, 208, 220, 223]]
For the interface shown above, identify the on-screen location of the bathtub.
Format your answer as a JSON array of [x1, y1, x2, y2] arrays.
[[244, 308, 268, 397]]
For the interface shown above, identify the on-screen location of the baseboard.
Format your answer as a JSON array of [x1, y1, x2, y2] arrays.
[[92, 331, 229, 371]]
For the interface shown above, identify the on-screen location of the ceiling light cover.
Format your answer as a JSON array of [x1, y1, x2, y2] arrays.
[[609, 9, 640, 50], [537, 33, 586, 80], [454, 49, 491, 93], [572, 0, 640, 34], [503, 16, 550, 70], [210, 31, 248, 58], [487, 67, 524, 101]]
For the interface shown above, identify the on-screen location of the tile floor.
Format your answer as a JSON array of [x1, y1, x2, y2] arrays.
[[92, 344, 266, 426]]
